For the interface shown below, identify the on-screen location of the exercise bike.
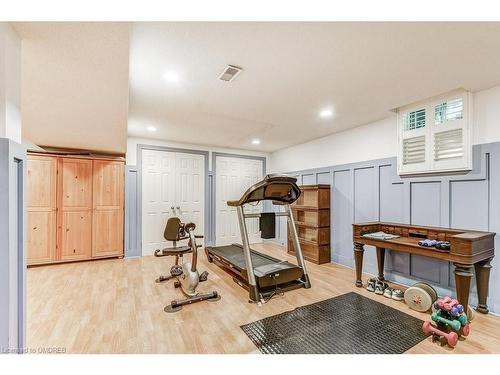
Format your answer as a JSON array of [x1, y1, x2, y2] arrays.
[[154, 217, 220, 313]]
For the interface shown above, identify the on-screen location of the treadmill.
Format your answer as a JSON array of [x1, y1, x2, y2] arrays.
[[205, 174, 311, 303]]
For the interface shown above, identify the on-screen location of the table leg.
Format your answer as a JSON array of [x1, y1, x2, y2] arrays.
[[376, 247, 385, 281], [474, 257, 493, 314], [354, 243, 364, 287], [453, 263, 474, 311]]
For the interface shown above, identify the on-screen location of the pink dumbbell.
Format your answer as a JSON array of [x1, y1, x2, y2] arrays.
[[422, 321, 459, 348], [460, 323, 471, 337], [435, 297, 460, 313]]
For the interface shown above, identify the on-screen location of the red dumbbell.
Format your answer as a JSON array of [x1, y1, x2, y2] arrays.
[[422, 321, 459, 348], [460, 323, 470, 337]]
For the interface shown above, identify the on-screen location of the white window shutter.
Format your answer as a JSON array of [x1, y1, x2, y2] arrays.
[[398, 89, 472, 176]]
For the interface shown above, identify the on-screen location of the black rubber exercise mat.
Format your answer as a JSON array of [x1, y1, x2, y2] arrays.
[[240, 292, 427, 354]]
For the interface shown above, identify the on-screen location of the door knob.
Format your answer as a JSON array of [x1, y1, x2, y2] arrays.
[[171, 206, 174, 210], [176, 206, 180, 210]]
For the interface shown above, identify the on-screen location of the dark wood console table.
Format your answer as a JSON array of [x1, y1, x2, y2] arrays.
[[352, 222, 495, 314]]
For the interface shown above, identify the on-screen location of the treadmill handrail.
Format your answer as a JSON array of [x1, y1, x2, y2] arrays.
[[227, 174, 301, 207]]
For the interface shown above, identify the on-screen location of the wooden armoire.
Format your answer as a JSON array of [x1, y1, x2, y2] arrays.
[[26, 153, 125, 266]]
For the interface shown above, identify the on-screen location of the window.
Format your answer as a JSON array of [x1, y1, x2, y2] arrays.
[[397, 89, 471, 175], [435, 98, 463, 124], [402, 108, 426, 131]]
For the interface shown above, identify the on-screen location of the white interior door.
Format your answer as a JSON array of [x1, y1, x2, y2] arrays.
[[216, 156, 263, 246], [141, 149, 205, 256], [142, 149, 176, 256], [175, 153, 205, 241]]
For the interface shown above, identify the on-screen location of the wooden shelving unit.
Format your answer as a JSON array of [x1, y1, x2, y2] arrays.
[[288, 184, 331, 264]]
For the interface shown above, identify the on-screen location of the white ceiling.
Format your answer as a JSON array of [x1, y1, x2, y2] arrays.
[[129, 22, 500, 152], [13, 22, 500, 154], [13, 22, 130, 153]]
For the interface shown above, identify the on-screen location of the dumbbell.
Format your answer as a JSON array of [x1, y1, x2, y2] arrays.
[[460, 323, 471, 337], [450, 304, 464, 318], [431, 310, 461, 331], [457, 313, 468, 327], [422, 321, 459, 348]]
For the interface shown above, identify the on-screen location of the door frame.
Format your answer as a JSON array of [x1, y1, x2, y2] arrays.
[[136, 144, 210, 254], [211, 152, 266, 246]]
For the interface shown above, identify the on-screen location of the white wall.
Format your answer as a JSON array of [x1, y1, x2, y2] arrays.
[[127, 137, 269, 171], [270, 116, 397, 173], [270, 85, 500, 173], [0, 23, 21, 143]]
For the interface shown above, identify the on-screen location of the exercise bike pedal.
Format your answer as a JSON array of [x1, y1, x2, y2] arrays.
[[199, 271, 209, 282], [174, 281, 181, 288]]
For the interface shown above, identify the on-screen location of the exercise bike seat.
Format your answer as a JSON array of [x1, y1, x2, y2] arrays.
[[154, 246, 192, 257]]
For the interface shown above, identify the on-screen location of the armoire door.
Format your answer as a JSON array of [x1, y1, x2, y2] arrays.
[[215, 156, 263, 246], [27, 155, 57, 265], [92, 160, 124, 258], [141, 149, 205, 256], [59, 158, 93, 261]]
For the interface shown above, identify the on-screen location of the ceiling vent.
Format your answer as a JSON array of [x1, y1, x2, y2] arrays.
[[218, 65, 242, 82]]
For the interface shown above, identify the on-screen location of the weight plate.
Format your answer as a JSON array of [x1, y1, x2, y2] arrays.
[[404, 286, 433, 312], [414, 282, 438, 303], [467, 305, 474, 321]]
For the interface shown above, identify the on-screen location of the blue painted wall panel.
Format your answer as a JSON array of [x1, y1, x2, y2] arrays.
[[379, 165, 404, 223], [317, 171, 331, 185], [332, 169, 354, 266], [302, 173, 315, 185], [283, 143, 500, 313], [450, 180, 489, 231], [411, 182, 441, 226]]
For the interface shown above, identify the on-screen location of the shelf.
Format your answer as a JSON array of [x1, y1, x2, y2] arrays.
[[294, 221, 331, 229], [292, 205, 330, 211]]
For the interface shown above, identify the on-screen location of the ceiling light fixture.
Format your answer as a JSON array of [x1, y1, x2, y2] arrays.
[[146, 126, 157, 132], [252, 139, 261, 145], [319, 108, 334, 119], [163, 71, 180, 83]]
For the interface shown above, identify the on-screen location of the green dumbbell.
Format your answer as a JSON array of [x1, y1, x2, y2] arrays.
[[457, 313, 468, 327], [431, 310, 461, 331]]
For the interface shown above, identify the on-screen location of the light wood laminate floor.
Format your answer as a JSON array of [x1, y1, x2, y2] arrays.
[[27, 243, 500, 354]]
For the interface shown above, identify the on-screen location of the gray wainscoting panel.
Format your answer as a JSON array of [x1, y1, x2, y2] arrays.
[[281, 143, 500, 314], [332, 169, 353, 266], [410, 182, 441, 226], [317, 171, 331, 185], [354, 167, 378, 223], [125, 166, 140, 257], [450, 180, 489, 231], [379, 165, 405, 223], [302, 173, 315, 185], [0, 138, 26, 353]]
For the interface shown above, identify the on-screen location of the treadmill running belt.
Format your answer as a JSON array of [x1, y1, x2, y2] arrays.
[[206, 244, 305, 290], [207, 244, 279, 269]]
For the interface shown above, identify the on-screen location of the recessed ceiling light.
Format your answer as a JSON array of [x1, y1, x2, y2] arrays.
[[163, 71, 180, 83], [319, 108, 334, 119], [146, 126, 157, 132], [252, 139, 261, 145]]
